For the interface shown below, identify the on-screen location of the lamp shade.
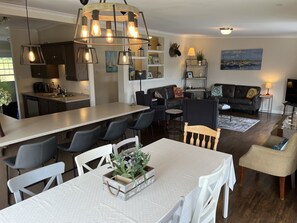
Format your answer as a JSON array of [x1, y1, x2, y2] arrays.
[[187, 48, 196, 57], [265, 82, 272, 89], [77, 46, 98, 64]]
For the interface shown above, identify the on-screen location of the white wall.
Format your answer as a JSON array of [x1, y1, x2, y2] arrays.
[[183, 37, 297, 114]]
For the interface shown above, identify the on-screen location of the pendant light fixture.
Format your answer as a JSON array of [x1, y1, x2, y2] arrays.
[[74, 0, 149, 65], [74, 0, 149, 46], [20, 0, 45, 65], [77, 46, 99, 64]]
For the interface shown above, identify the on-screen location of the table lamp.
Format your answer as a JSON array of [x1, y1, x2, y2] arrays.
[[187, 48, 196, 58], [265, 82, 272, 95]]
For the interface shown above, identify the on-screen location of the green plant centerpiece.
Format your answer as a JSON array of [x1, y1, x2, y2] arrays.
[[111, 147, 151, 181]]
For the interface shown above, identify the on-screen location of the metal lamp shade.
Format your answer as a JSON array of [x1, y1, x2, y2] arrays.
[[77, 46, 98, 64], [20, 45, 46, 65], [118, 51, 132, 65]]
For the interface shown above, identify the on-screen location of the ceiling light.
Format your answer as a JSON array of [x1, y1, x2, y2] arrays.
[[20, 0, 45, 65], [74, 0, 150, 46], [220, 27, 233, 35], [74, 0, 149, 65]]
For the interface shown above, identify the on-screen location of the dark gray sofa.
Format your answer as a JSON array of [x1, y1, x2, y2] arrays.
[[147, 84, 194, 109], [206, 83, 261, 113]]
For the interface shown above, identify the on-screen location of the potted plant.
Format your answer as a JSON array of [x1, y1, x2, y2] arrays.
[[103, 147, 155, 200], [0, 88, 12, 137], [111, 148, 151, 182], [197, 51, 204, 65]]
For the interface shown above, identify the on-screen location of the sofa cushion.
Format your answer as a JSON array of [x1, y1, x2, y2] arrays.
[[173, 87, 183, 98], [164, 86, 175, 99], [229, 98, 253, 105], [154, 91, 163, 99], [246, 88, 258, 99], [234, 85, 253, 98], [215, 84, 235, 98], [211, 85, 223, 97], [218, 97, 229, 104], [167, 98, 183, 109], [272, 138, 288, 151]]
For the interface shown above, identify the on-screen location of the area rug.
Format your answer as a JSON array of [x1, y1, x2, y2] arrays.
[[218, 115, 260, 132]]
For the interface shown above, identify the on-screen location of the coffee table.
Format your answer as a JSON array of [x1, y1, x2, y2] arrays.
[[165, 109, 183, 133], [218, 104, 232, 121]]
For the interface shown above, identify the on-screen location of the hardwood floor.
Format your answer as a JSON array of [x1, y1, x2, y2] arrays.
[[140, 112, 297, 223]]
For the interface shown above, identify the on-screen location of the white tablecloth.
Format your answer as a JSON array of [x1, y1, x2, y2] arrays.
[[0, 138, 236, 223]]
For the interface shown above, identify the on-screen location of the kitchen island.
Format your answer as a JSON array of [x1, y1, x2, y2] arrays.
[[0, 102, 148, 148]]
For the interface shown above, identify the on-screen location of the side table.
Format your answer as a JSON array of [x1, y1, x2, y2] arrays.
[[260, 94, 273, 113], [165, 109, 183, 133]]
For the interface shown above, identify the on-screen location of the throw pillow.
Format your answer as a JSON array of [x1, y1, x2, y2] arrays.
[[173, 87, 183, 98], [272, 138, 288, 151], [246, 88, 258, 99], [211, 85, 223, 97], [154, 91, 163, 99]]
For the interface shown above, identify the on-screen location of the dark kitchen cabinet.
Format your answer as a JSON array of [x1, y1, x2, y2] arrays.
[[41, 43, 65, 64], [64, 42, 88, 81], [31, 64, 59, 79]]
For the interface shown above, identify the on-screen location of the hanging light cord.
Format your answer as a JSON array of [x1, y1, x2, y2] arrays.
[[25, 0, 32, 45]]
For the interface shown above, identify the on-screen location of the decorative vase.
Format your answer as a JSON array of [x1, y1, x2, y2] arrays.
[[0, 121, 5, 137]]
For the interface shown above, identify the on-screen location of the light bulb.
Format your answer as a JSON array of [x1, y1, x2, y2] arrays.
[[122, 54, 127, 63], [91, 20, 101, 36], [91, 10, 101, 36], [84, 51, 90, 62], [127, 12, 136, 37], [28, 50, 35, 62], [81, 16, 88, 39], [106, 21, 113, 43], [133, 27, 139, 38]]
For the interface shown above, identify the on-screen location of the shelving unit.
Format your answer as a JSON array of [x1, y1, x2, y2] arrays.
[[129, 36, 164, 81], [184, 59, 208, 99]]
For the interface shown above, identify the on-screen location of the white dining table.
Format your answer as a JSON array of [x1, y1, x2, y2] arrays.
[[0, 138, 236, 223]]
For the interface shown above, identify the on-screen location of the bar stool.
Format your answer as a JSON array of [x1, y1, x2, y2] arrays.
[[3, 136, 57, 205], [57, 125, 101, 176], [98, 118, 128, 144], [128, 110, 155, 142]]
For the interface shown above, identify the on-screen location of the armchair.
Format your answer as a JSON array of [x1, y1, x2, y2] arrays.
[[239, 133, 297, 200]]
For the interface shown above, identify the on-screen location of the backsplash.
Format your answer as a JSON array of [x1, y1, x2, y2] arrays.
[[43, 65, 89, 95]]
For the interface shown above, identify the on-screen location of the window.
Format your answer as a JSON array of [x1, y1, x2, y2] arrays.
[[0, 57, 15, 82]]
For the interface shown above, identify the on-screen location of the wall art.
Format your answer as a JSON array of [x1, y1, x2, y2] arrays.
[[220, 48, 263, 70], [105, 51, 118, 73]]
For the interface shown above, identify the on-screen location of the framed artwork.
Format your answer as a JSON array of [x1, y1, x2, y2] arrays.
[[105, 51, 118, 73], [186, 71, 193, 78], [220, 48, 263, 70]]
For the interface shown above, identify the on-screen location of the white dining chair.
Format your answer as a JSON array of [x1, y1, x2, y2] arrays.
[[191, 160, 227, 223], [159, 197, 184, 223], [7, 162, 65, 204], [74, 144, 113, 176], [112, 136, 140, 155]]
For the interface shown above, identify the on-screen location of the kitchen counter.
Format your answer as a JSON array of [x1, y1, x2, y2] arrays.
[[22, 92, 90, 103], [0, 102, 149, 148]]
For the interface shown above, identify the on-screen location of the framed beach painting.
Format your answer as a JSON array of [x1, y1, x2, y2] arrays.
[[105, 51, 118, 73], [220, 48, 263, 70]]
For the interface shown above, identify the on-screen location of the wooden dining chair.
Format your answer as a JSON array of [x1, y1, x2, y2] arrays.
[[183, 122, 221, 150], [112, 136, 140, 155], [7, 162, 65, 204], [74, 144, 113, 176]]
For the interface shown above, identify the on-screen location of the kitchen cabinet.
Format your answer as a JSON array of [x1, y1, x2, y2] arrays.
[[41, 43, 65, 64], [31, 64, 59, 79], [64, 42, 88, 81]]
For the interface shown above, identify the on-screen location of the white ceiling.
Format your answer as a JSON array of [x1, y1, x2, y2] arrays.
[[0, 0, 297, 38]]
